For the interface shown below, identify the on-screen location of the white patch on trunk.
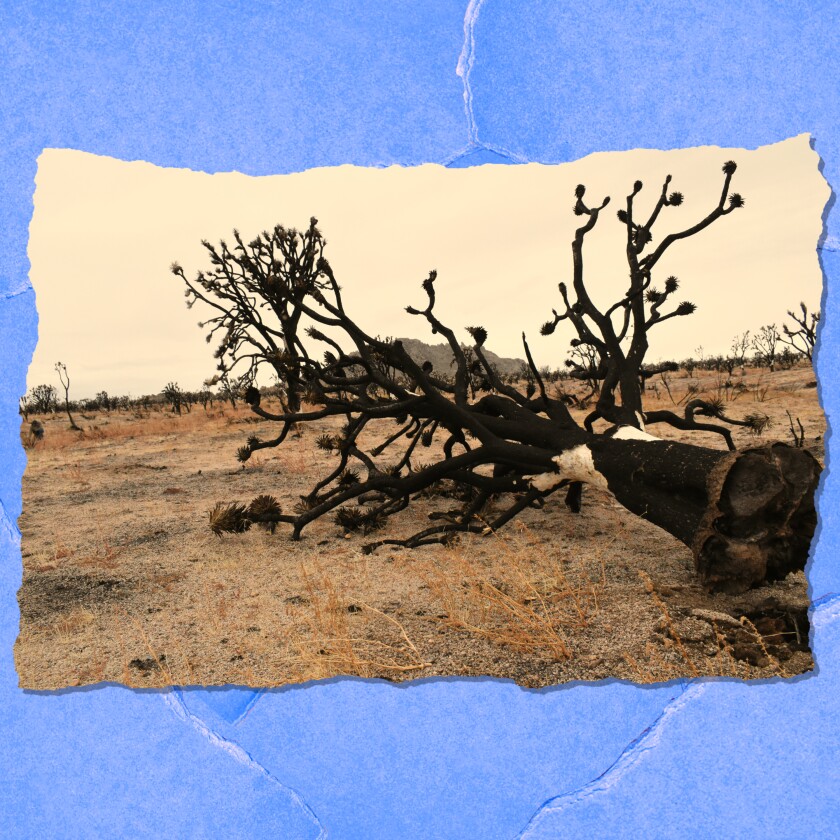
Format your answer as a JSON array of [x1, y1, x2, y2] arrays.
[[613, 425, 659, 442], [636, 412, 646, 430], [525, 444, 609, 491]]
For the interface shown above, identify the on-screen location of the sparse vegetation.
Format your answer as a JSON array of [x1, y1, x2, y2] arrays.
[[16, 358, 822, 689], [781, 302, 819, 361], [752, 324, 781, 372], [17, 158, 824, 690]]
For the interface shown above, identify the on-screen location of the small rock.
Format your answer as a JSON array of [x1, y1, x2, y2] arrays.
[[691, 609, 742, 628], [674, 618, 713, 642]]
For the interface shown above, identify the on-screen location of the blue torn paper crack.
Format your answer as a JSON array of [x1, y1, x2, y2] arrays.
[[3, 1, 840, 837]]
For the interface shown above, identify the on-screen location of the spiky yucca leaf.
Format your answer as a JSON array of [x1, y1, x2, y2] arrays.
[[335, 507, 364, 532], [728, 193, 745, 209], [668, 191, 683, 206], [722, 160, 738, 175], [676, 301, 697, 316], [316, 434, 337, 452], [294, 496, 317, 514], [244, 385, 261, 406], [338, 469, 361, 486], [664, 275, 679, 293], [362, 511, 388, 533], [540, 320, 556, 336], [236, 445, 252, 463], [246, 434, 261, 448], [467, 326, 487, 346], [209, 502, 251, 536], [247, 494, 282, 519], [616, 208, 629, 223], [704, 396, 725, 417], [634, 227, 653, 247], [744, 412, 772, 435]]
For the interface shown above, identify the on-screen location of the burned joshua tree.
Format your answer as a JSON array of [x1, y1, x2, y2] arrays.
[[173, 163, 820, 594], [55, 362, 81, 431], [539, 161, 765, 449], [780, 302, 819, 362]]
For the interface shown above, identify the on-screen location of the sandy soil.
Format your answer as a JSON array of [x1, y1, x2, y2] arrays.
[[15, 364, 824, 689]]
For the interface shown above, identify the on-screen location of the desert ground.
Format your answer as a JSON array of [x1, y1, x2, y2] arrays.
[[15, 364, 824, 690]]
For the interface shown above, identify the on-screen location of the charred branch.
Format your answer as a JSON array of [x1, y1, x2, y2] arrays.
[[176, 179, 819, 593]]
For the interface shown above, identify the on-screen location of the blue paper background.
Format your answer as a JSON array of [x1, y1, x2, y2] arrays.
[[2, 2, 839, 836]]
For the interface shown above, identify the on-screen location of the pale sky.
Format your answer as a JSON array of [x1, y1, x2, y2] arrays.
[[27, 134, 828, 400]]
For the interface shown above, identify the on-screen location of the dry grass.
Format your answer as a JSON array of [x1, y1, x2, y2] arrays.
[[286, 561, 431, 681], [75, 540, 122, 571], [24, 402, 282, 451], [52, 607, 96, 642], [417, 522, 609, 662], [15, 363, 821, 689], [624, 571, 790, 682]]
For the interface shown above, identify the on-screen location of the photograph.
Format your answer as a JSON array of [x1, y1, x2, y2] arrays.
[[16, 133, 828, 689]]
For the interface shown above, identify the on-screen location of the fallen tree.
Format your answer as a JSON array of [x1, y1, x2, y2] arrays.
[[172, 162, 820, 594]]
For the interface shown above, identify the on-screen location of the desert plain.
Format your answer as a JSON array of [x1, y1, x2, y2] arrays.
[[15, 363, 824, 690]]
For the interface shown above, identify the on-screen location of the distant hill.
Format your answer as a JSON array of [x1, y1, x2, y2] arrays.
[[396, 337, 525, 377]]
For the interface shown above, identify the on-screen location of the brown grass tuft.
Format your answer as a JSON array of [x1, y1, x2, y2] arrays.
[[629, 571, 789, 682], [285, 562, 430, 681], [418, 522, 608, 662]]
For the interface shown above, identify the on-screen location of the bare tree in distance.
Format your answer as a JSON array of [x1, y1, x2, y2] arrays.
[[752, 324, 781, 372], [28, 384, 57, 415], [54, 362, 81, 431], [212, 372, 246, 410], [730, 331, 751, 373], [163, 382, 185, 415], [173, 164, 820, 594], [780, 302, 819, 362], [96, 391, 112, 413]]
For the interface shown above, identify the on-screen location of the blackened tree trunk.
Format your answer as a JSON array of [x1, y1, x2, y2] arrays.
[[583, 434, 819, 592]]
